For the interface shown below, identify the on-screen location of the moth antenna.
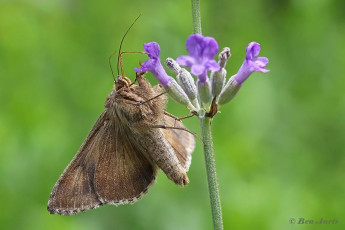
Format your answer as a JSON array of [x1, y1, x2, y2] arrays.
[[117, 14, 142, 78], [137, 91, 167, 106], [109, 52, 117, 81], [108, 14, 142, 81]]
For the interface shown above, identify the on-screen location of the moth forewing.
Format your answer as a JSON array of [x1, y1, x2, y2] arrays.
[[48, 72, 195, 215], [93, 118, 158, 205], [47, 112, 107, 215]]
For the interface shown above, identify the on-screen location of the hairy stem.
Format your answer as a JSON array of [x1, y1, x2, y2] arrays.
[[200, 116, 224, 230], [191, 0, 202, 34]]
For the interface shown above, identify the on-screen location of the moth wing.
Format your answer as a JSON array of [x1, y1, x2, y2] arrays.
[[48, 111, 157, 215], [161, 115, 195, 171], [94, 120, 158, 205], [48, 112, 108, 215]]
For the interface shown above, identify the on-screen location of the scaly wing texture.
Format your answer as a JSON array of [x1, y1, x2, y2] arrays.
[[48, 112, 107, 215], [161, 115, 195, 171], [94, 122, 158, 205], [48, 111, 157, 215]]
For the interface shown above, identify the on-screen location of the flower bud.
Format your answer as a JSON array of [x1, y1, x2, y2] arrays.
[[165, 79, 198, 112], [218, 47, 231, 68], [217, 75, 242, 105], [166, 58, 200, 110], [211, 47, 230, 98], [165, 57, 181, 73], [197, 78, 212, 109], [211, 68, 227, 98], [177, 69, 200, 110]]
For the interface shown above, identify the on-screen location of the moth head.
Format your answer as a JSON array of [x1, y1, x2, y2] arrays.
[[115, 75, 132, 90]]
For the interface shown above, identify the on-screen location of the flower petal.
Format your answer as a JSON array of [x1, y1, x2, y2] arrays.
[[255, 57, 269, 66], [202, 36, 219, 59], [144, 42, 160, 59], [191, 64, 205, 76], [135, 42, 172, 87], [258, 68, 270, 73], [246, 42, 261, 60], [205, 60, 220, 71], [186, 34, 203, 58], [135, 58, 156, 72], [134, 67, 143, 72], [251, 57, 269, 73], [179, 34, 221, 80], [176, 55, 195, 67]]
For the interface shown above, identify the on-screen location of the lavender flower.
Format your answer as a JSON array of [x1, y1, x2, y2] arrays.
[[176, 34, 220, 83], [218, 42, 269, 105], [135, 42, 197, 111], [234, 42, 269, 84], [134, 42, 172, 87]]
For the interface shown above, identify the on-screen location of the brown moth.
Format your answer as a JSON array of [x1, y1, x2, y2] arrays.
[[47, 72, 195, 215]]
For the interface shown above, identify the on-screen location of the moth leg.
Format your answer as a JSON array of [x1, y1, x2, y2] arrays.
[[118, 51, 147, 78], [127, 74, 138, 87], [134, 71, 144, 82], [162, 112, 179, 127], [163, 111, 197, 128], [163, 111, 179, 121], [149, 124, 202, 143], [163, 111, 197, 122], [177, 112, 197, 121]]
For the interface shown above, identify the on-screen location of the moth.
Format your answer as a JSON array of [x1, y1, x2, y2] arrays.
[[47, 72, 195, 215]]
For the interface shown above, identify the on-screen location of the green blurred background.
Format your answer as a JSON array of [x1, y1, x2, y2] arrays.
[[1, 0, 344, 229]]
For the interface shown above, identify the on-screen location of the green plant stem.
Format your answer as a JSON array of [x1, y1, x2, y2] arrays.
[[200, 116, 224, 230], [191, 0, 202, 34], [191, 1, 223, 229]]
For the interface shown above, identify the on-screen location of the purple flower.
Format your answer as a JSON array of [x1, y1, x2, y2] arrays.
[[176, 34, 220, 83], [134, 42, 171, 87], [234, 42, 269, 84]]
